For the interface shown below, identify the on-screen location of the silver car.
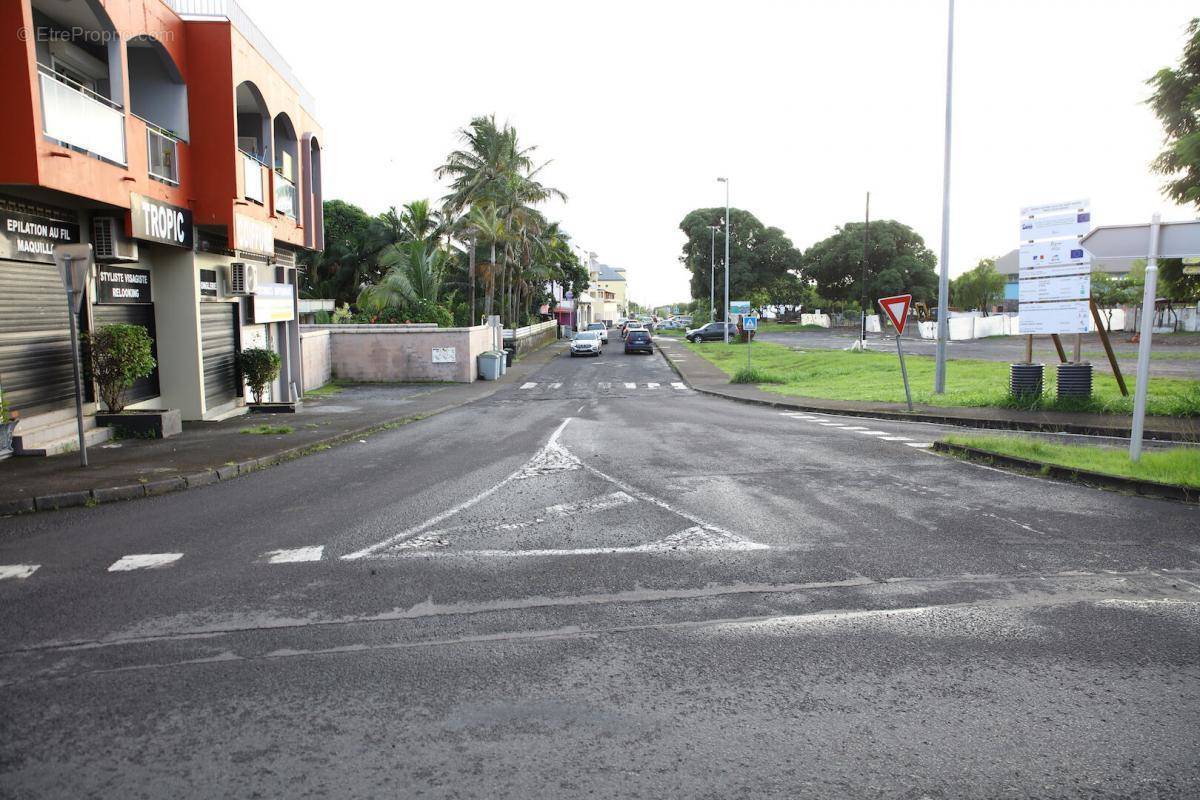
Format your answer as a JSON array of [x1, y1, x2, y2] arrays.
[[569, 330, 603, 357]]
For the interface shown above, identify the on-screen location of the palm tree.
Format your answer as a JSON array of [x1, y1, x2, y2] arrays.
[[357, 242, 445, 314], [464, 204, 506, 320]]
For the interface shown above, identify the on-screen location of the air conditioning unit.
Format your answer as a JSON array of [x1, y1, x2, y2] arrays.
[[92, 217, 139, 262], [228, 262, 257, 295]]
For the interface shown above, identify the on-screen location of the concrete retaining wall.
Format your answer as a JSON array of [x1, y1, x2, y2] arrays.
[[506, 320, 558, 356], [300, 329, 332, 392], [301, 324, 492, 383]]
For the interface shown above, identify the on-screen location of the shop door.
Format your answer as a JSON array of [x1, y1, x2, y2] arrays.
[[0, 260, 77, 413], [91, 304, 161, 405], [200, 303, 239, 409]]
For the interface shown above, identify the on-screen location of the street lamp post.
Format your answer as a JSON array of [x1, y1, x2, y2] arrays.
[[717, 177, 730, 343], [934, 0, 955, 393], [707, 224, 719, 322]]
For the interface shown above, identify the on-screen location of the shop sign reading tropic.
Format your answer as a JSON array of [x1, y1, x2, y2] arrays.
[[130, 193, 193, 249], [96, 265, 152, 304], [0, 209, 80, 264]]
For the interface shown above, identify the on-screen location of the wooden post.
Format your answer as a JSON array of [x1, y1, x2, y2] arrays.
[[1050, 334, 1067, 363], [1073, 333, 1082, 363], [1089, 298, 1128, 396], [1025, 334, 1033, 363]]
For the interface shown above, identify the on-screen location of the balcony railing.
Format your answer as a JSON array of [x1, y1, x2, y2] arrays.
[[38, 66, 126, 165], [241, 150, 265, 204], [274, 172, 297, 219], [144, 121, 180, 185]]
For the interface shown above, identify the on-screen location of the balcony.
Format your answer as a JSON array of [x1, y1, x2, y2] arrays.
[[38, 66, 126, 165], [144, 121, 180, 185], [274, 172, 297, 219], [241, 150, 266, 204]]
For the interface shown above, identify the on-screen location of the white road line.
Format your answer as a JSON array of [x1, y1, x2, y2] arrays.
[[905, 442, 935, 448], [840, 426, 869, 431], [855, 430, 889, 436], [0, 565, 39, 581], [549, 383, 562, 390], [261, 546, 325, 564], [107, 553, 183, 572], [646, 382, 660, 389], [671, 382, 686, 390], [880, 436, 912, 442], [520, 382, 537, 389], [817, 422, 847, 427], [624, 382, 636, 389]]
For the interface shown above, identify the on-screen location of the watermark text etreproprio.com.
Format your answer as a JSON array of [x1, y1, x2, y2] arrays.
[[16, 27, 175, 44]]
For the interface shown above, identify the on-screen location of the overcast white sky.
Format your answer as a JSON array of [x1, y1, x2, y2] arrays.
[[242, 0, 1196, 306]]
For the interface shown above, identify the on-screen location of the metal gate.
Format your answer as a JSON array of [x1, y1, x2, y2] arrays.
[[0, 259, 76, 413], [200, 303, 239, 408], [91, 303, 161, 405]]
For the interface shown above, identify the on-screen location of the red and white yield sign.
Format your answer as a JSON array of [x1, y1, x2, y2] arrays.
[[877, 294, 912, 335]]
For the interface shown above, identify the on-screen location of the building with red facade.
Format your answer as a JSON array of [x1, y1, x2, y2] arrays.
[[0, 0, 324, 454]]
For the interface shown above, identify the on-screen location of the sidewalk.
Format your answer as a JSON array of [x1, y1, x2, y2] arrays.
[[656, 340, 1199, 443], [0, 342, 565, 515]]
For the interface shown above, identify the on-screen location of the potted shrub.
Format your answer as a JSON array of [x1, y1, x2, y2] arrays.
[[87, 323, 181, 439], [239, 347, 293, 412], [0, 393, 17, 460]]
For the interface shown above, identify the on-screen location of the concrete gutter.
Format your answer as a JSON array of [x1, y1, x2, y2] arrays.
[[932, 441, 1198, 505]]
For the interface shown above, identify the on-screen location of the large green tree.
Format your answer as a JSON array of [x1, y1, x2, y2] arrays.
[[800, 220, 938, 306], [1147, 18, 1200, 209], [299, 199, 377, 304], [678, 208, 802, 308], [950, 258, 1005, 314]]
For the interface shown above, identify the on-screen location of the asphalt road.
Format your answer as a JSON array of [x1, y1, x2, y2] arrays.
[[1, 341, 1198, 798]]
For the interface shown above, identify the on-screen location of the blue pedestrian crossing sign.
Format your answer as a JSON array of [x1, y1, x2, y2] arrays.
[[742, 315, 758, 331]]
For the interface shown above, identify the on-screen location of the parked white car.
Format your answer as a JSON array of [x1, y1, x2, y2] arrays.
[[585, 322, 609, 343], [570, 330, 603, 357]]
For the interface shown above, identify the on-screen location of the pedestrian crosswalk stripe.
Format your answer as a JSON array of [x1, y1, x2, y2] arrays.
[[671, 382, 686, 390], [646, 382, 660, 389], [856, 430, 888, 436], [261, 546, 325, 564], [818, 422, 846, 427], [880, 436, 911, 442], [624, 382, 636, 389], [0, 564, 39, 581], [108, 553, 183, 572], [840, 426, 869, 431], [520, 382, 537, 389]]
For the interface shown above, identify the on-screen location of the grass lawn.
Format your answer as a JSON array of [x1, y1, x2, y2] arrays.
[[941, 434, 1200, 489], [655, 328, 685, 337], [756, 322, 830, 332], [685, 340, 1200, 417], [304, 379, 348, 397]]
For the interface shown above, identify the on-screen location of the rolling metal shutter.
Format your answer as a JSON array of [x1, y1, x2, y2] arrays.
[[91, 303, 161, 405], [0, 260, 77, 413], [200, 303, 239, 407]]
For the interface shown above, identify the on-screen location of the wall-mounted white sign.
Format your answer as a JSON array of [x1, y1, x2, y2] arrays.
[[235, 213, 274, 256], [432, 347, 456, 364], [251, 281, 294, 323]]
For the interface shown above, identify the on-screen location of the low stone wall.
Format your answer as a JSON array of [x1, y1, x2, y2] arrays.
[[300, 324, 492, 383], [505, 320, 559, 357], [300, 329, 332, 392]]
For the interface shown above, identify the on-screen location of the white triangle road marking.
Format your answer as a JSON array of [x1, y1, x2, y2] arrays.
[[855, 430, 889, 436], [549, 383, 562, 390], [671, 382, 686, 390], [599, 382, 612, 390], [623, 382, 636, 389], [646, 382, 660, 389], [880, 436, 912, 442], [520, 382, 537, 389], [0, 564, 39, 581]]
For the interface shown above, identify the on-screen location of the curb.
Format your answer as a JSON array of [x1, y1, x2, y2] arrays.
[[655, 343, 1195, 443], [0, 350, 564, 518], [931, 441, 1198, 504]]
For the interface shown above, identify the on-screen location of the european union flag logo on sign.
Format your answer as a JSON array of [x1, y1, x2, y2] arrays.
[[1070, 249, 1084, 259], [1077, 213, 1091, 223]]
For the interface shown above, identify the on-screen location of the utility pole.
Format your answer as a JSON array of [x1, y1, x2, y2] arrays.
[[718, 177, 730, 343], [934, 0, 955, 393], [708, 224, 719, 322], [860, 192, 870, 348]]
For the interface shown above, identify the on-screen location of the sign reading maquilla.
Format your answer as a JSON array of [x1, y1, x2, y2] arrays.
[[0, 210, 80, 263], [251, 282, 294, 323]]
